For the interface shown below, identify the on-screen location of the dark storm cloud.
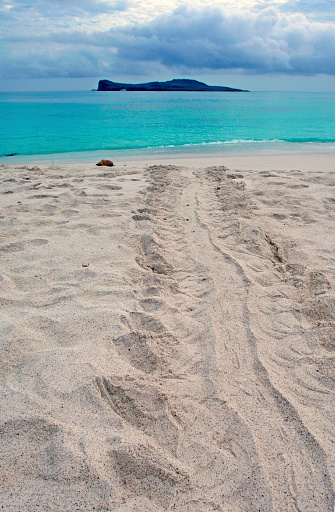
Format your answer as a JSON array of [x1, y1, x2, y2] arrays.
[[1, 5, 335, 78]]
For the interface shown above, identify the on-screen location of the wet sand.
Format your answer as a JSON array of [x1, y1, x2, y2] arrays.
[[1, 159, 335, 511]]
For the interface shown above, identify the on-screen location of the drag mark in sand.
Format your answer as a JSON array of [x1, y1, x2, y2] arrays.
[[123, 164, 334, 510], [0, 162, 334, 511]]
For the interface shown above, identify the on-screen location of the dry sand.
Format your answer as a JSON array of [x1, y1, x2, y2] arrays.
[[0, 158, 335, 511]]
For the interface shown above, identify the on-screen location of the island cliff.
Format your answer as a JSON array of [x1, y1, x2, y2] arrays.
[[97, 79, 248, 92]]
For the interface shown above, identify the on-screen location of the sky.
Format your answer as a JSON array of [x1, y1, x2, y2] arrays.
[[1, 0, 335, 91]]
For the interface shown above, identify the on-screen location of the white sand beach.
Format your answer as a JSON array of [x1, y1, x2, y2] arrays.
[[1, 157, 335, 511]]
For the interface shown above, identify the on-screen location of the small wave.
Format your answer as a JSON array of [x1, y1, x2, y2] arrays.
[[284, 137, 335, 144], [148, 138, 335, 149], [3, 138, 335, 161], [149, 139, 284, 149]]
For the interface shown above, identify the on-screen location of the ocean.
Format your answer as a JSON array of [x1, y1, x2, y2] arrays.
[[1, 90, 335, 162]]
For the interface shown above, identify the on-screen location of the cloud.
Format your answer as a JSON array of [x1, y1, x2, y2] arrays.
[[0, 0, 130, 38], [279, 0, 335, 20], [0, 0, 129, 18], [0, 49, 113, 79], [1, 4, 335, 78], [106, 5, 335, 74]]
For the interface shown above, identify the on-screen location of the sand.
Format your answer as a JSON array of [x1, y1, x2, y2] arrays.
[[0, 158, 335, 511]]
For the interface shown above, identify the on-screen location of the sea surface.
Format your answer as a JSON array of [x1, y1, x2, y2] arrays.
[[1, 90, 335, 162]]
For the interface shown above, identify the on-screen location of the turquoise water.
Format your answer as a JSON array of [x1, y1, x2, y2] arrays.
[[1, 91, 335, 162]]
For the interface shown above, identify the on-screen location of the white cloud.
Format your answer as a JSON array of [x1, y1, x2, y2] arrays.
[[1, 4, 335, 78], [106, 6, 335, 74], [279, 0, 335, 20], [1, 0, 129, 17], [0, 0, 130, 37]]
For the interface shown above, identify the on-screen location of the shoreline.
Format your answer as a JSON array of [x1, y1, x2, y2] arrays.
[[122, 152, 335, 171], [2, 139, 335, 170], [2, 150, 335, 172]]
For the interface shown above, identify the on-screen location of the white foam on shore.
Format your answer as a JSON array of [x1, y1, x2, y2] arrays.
[[2, 140, 335, 167]]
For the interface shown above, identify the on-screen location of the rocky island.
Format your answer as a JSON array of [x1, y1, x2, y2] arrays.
[[97, 78, 248, 92]]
